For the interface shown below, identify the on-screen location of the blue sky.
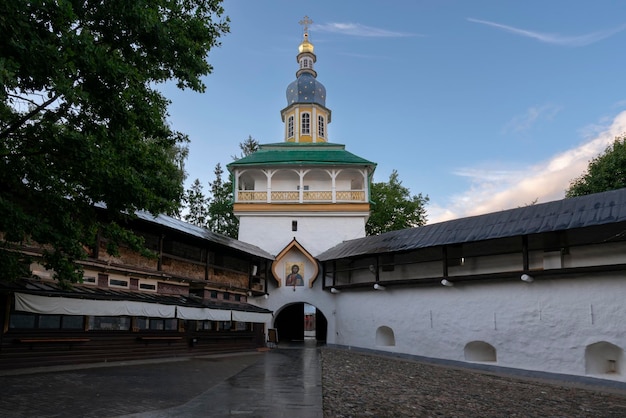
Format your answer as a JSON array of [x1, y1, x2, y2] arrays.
[[161, 0, 626, 224]]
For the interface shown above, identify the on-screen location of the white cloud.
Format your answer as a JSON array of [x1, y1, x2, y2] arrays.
[[503, 104, 562, 134], [428, 110, 626, 224], [313, 22, 417, 38], [467, 18, 626, 47]]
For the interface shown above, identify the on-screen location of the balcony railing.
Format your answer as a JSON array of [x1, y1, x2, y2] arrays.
[[236, 190, 366, 203]]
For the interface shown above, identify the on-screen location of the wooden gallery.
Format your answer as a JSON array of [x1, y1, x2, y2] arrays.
[[0, 212, 274, 370]]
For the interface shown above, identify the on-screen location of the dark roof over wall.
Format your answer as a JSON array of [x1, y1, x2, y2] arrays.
[[317, 188, 626, 261], [135, 211, 275, 260]]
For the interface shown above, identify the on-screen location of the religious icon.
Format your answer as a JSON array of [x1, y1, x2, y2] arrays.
[[285, 263, 304, 286]]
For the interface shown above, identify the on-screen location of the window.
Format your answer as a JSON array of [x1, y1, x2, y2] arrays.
[[318, 116, 325, 138], [235, 322, 249, 331], [9, 313, 83, 329], [138, 280, 157, 292], [288, 116, 294, 138], [292, 220, 298, 231], [89, 316, 131, 331], [109, 277, 129, 288], [39, 315, 61, 329], [136, 317, 147, 329], [82, 275, 96, 285], [300, 58, 312, 69], [196, 320, 214, 331], [63, 316, 85, 329], [136, 317, 178, 331], [301, 113, 310, 134], [9, 312, 35, 329]]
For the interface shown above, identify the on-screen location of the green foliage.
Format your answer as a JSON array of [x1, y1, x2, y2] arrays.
[[566, 134, 626, 197], [207, 163, 239, 238], [0, 0, 229, 285], [366, 170, 429, 236], [182, 136, 258, 238], [231, 135, 260, 159], [183, 179, 210, 227]]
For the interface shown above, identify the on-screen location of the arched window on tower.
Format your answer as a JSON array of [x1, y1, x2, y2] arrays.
[[301, 113, 310, 135], [318, 115, 325, 138], [288, 116, 294, 138]]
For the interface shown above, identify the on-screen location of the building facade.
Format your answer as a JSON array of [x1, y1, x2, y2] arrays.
[[0, 211, 273, 369]]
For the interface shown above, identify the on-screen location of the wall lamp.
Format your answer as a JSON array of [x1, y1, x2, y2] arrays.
[[330, 287, 341, 294], [521, 274, 534, 283], [441, 279, 454, 287], [373, 283, 386, 291]]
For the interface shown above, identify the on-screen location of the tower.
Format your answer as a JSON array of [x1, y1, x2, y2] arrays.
[[228, 18, 376, 280], [281, 16, 331, 144]]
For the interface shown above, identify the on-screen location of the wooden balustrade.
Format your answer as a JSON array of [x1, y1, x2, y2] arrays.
[[237, 190, 366, 203]]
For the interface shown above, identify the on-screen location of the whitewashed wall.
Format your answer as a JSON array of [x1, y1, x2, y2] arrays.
[[238, 215, 366, 256], [326, 273, 626, 381]]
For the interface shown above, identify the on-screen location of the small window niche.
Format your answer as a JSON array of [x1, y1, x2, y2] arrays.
[[586, 341, 623, 376], [376, 326, 396, 347], [464, 341, 497, 362]]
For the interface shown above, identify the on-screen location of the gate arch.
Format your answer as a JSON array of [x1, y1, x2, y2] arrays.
[[273, 302, 328, 343]]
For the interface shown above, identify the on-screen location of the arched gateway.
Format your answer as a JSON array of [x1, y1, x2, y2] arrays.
[[274, 303, 327, 343]]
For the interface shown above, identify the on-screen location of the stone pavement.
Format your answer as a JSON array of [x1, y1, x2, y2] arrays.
[[0, 343, 323, 418], [321, 348, 626, 417]]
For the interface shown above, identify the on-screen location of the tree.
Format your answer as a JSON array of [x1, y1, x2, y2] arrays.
[[0, 1, 229, 285], [207, 163, 238, 238], [566, 134, 626, 197], [231, 135, 260, 159], [366, 170, 429, 236], [183, 179, 209, 227], [182, 136, 257, 237]]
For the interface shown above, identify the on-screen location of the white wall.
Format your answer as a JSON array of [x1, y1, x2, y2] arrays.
[[327, 273, 626, 381], [238, 215, 367, 256]]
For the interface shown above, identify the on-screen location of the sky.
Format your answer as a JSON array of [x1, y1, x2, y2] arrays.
[[161, 0, 626, 224]]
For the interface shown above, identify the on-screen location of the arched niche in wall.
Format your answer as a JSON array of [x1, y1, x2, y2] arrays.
[[464, 341, 497, 362], [585, 341, 623, 376], [376, 326, 395, 347]]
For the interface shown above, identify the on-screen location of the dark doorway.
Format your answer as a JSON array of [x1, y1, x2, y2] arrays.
[[274, 303, 328, 343], [275, 303, 304, 341]]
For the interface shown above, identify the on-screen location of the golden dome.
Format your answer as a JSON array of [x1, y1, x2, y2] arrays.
[[298, 33, 314, 54]]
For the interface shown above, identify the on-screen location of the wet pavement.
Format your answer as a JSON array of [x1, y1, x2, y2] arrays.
[[0, 342, 323, 418]]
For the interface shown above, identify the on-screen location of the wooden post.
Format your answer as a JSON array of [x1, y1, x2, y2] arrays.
[[442, 246, 449, 278]]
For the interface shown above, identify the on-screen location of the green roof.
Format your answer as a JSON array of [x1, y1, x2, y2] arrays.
[[227, 142, 376, 171]]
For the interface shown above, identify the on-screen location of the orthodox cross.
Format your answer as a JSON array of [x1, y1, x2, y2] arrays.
[[299, 15, 313, 34]]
